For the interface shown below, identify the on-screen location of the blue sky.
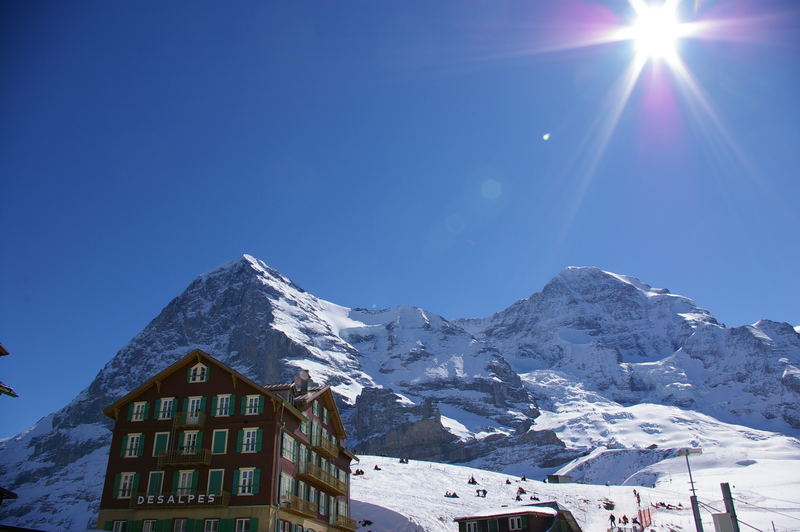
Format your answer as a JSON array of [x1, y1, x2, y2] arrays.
[[1, 0, 799, 437]]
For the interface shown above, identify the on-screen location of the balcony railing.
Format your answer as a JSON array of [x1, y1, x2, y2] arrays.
[[281, 494, 318, 518], [129, 490, 230, 508], [331, 515, 357, 531], [157, 448, 212, 467], [313, 436, 339, 459], [296, 462, 347, 496], [173, 411, 206, 428]]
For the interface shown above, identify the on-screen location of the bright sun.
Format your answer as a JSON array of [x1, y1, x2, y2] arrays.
[[630, 3, 683, 59]]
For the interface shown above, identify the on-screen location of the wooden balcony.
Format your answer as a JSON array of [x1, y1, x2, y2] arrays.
[[281, 494, 318, 518], [157, 448, 212, 467], [129, 490, 230, 508], [296, 462, 347, 496], [331, 515, 357, 531], [173, 411, 206, 428], [313, 436, 339, 459]]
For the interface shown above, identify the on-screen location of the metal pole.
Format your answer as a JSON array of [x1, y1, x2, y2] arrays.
[[720, 482, 740, 532], [684, 453, 704, 532]]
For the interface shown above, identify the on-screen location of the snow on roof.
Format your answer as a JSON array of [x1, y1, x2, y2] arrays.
[[455, 504, 558, 520]]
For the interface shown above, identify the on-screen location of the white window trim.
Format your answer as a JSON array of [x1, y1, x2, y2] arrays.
[[207, 468, 225, 495], [204, 519, 220, 532], [157, 397, 175, 420], [112, 521, 127, 532], [238, 467, 256, 496], [118, 472, 136, 499], [124, 433, 142, 458], [182, 430, 199, 454], [189, 363, 208, 383], [147, 471, 163, 495], [245, 394, 260, 415], [509, 516, 522, 531], [212, 429, 228, 455], [152, 432, 170, 457], [142, 520, 157, 532], [177, 470, 194, 495], [131, 401, 147, 422], [466, 522, 478, 532], [242, 428, 258, 453], [234, 519, 251, 532], [216, 394, 232, 416]]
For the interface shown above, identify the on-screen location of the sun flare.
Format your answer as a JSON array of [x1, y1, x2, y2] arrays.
[[631, 3, 682, 59]]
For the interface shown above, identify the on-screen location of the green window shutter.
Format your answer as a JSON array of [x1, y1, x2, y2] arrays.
[[154, 399, 161, 418], [220, 520, 234, 532], [253, 468, 261, 495], [112, 473, 120, 498], [256, 428, 263, 452], [149, 472, 163, 495], [458, 523, 466, 532], [211, 396, 218, 416], [489, 520, 498, 532], [130, 520, 142, 532], [200, 396, 207, 413], [132, 473, 140, 494], [127, 403, 134, 421], [191, 470, 199, 492], [154, 433, 168, 456], [196, 432, 203, 450], [178, 431, 185, 452], [212, 431, 224, 454], [156, 519, 171, 532], [250, 518, 259, 531], [240, 396, 247, 414], [205, 365, 210, 381], [521, 516, 528, 528], [119, 435, 128, 457], [232, 469, 240, 495], [208, 470, 223, 494], [258, 396, 264, 414], [104, 521, 113, 531], [231, 394, 237, 415], [236, 429, 243, 453], [172, 472, 179, 494], [182, 397, 188, 413], [143, 402, 150, 420], [137, 434, 145, 456]]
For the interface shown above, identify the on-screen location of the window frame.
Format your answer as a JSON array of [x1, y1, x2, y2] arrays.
[[466, 522, 478, 532], [152, 432, 170, 457], [147, 471, 164, 496], [123, 433, 143, 458], [188, 363, 209, 383], [182, 430, 200, 455], [238, 467, 255, 496], [142, 520, 157, 532], [176, 470, 195, 496], [245, 394, 261, 415], [508, 516, 523, 531], [203, 518, 220, 532], [207, 469, 225, 495], [117, 472, 136, 499], [235, 518, 251, 532], [242, 427, 258, 453], [215, 394, 232, 416], [174, 518, 188, 532], [157, 397, 175, 420], [212, 429, 228, 455], [131, 401, 148, 422], [112, 521, 127, 532]]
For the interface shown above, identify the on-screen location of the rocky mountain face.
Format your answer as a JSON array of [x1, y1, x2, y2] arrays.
[[1, 255, 799, 530]]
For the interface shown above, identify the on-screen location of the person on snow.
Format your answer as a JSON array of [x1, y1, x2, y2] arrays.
[[609, 514, 616, 527], [373, 465, 381, 471]]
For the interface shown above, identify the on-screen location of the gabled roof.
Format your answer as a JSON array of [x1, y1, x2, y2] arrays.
[[454, 506, 558, 521], [102, 349, 304, 421]]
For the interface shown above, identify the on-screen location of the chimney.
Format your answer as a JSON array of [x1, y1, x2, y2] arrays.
[[293, 369, 310, 395]]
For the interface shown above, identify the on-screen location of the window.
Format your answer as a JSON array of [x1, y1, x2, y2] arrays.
[[508, 517, 522, 530], [235, 519, 251, 532], [174, 519, 188, 532], [176, 470, 194, 496], [465, 522, 478, 532], [300, 420, 309, 434], [157, 397, 175, 420], [279, 473, 294, 499], [322, 407, 330, 425], [131, 401, 148, 421], [215, 394, 232, 416], [208, 469, 224, 495], [319, 492, 327, 515], [244, 394, 262, 415], [281, 432, 296, 462], [123, 433, 143, 457], [203, 519, 220, 532], [181, 430, 200, 454], [242, 428, 259, 453], [187, 396, 204, 423], [112, 521, 127, 532], [147, 471, 164, 496], [142, 521, 156, 532], [312, 400, 320, 417], [212, 429, 228, 454], [116, 472, 137, 499], [152, 432, 169, 457], [188, 363, 209, 382], [238, 468, 255, 495]]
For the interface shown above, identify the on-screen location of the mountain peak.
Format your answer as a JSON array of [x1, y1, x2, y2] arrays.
[[556, 266, 670, 297]]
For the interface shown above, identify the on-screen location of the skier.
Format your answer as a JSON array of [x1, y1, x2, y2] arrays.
[[609, 513, 616, 528]]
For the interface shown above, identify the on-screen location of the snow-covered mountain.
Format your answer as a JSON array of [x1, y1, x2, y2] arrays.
[[1, 254, 799, 530]]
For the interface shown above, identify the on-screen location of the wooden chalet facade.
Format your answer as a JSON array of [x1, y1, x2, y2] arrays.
[[97, 349, 357, 532], [454, 503, 583, 532]]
